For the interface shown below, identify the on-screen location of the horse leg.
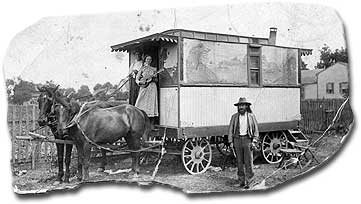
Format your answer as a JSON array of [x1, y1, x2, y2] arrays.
[[97, 149, 107, 172], [76, 144, 83, 181], [64, 144, 73, 183], [82, 143, 92, 181], [55, 143, 64, 183], [127, 133, 141, 176]]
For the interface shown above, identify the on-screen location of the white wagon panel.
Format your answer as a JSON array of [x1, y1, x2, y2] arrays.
[[179, 87, 300, 127], [159, 87, 178, 127]]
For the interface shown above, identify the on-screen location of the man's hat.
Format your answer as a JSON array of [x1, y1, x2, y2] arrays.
[[234, 97, 252, 106]]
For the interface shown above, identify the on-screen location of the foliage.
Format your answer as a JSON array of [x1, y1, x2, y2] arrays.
[[93, 83, 102, 92], [5, 77, 128, 104], [6, 79, 15, 100], [59, 87, 76, 98], [76, 85, 92, 101], [7, 77, 38, 105], [315, 44, 348, 69], [300, 59, 308, 70], [102, 82, 114, 89]]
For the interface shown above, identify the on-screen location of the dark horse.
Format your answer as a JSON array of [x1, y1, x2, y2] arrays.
[[37, 86, 73, 183], [44, 87, 151, 181]]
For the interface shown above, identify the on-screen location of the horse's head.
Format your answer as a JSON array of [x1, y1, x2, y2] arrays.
[[57, 100, 80, 134], [37, 86, 57, 127]]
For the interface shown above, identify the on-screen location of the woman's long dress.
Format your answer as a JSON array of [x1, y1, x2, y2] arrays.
[[135, 66, 159, 117]]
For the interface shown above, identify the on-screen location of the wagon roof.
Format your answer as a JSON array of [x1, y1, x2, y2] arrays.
[[110, 29, 312, 55], [110, 33, 178, 52]]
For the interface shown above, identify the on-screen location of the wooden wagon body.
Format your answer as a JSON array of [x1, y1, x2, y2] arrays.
[[111, 29, 313, 173]]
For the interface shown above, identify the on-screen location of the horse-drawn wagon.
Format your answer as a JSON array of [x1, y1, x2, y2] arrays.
[[110, 28, 313, 174]]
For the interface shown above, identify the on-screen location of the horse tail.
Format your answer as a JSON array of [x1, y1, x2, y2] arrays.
[[140, 109, 151, 144]]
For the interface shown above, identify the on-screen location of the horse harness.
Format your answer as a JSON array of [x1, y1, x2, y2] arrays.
[[66, 102, 163, 154]]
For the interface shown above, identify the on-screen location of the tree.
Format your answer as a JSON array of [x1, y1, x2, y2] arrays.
[[101, 82, 114, 89], [8, 78, 37, 104], [63, 87, 76, 97], [115, 91, 129, 101], [76, 85, 92, 101], [300, 59, 308, 70], [6, 79, 15, 101], [93, 83, 102, 92], [315, 44, 348, 69]]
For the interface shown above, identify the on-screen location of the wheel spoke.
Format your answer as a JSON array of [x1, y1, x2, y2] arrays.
[[263, 141, 271, 146], [189, 141, 195, 148], [264, 147, 271, 152], [185, 147, 192, 152], [196, 163, 200, 173], [186, 159, 193, 166], [200, 161, 205, 170], [194, 140, 198, 147], [199, 139, 206, 147], [191, 163, 196, 172], [201, 145, 210, 152], [271, 153, 275, 161], [267, 152, 272, 159]]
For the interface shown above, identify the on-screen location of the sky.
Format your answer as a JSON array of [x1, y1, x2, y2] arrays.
[[2, 3, 346, 90]]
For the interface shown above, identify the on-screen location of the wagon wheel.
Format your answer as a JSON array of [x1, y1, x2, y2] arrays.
[[216, 135, 235, 157], [262, 131, 288, 164], [182, 138, 212, 175]]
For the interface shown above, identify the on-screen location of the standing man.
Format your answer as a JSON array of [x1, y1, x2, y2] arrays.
[[228, 97, 259, 189], [129, 51, 143, 105]]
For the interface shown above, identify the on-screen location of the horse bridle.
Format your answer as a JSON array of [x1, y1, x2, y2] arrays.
[[38, 94, 59, 130]]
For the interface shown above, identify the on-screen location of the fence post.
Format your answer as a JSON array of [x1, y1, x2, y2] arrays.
[[18, 106, 24, 163], [25, 105, 30, 162], [31, 105, 40, 169], [11, 105, 15, 166]]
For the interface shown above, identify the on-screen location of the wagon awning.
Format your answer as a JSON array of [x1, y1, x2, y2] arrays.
[[300, 49, 313, 56], [111, 33, 178, 52]]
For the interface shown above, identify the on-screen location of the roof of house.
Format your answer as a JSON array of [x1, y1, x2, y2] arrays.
[[301, 62, 348, 84], [315, 62, 348, 77], [301, 69, 323, 84]]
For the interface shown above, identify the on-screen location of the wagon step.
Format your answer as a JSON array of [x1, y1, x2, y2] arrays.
[[287, 130, 309, 144], [296, 139, 308, 143]]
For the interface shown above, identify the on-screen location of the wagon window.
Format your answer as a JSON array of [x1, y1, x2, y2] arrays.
[[183, 39, 248, 84], [262, 46, 298, 85], [249, 46, 261, 85], [159, 43, 178, 87]]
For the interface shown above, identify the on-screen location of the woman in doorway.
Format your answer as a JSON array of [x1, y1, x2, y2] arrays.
[[135, 55, 159, 123]]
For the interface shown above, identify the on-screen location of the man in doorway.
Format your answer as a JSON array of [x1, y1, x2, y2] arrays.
[[129, 50, 143, 105], [228, 97, 259, 189]]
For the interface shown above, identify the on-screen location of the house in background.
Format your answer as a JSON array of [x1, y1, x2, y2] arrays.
[[301, 62, 349, 99]]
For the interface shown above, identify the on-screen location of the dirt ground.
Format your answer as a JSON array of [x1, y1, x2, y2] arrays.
[[12, 132, 347, 195]]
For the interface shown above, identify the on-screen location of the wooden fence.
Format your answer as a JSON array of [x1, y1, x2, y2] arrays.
[[299, 99, 353, 133], [8, 105, 59, 169], [8, 104, 128, 170]]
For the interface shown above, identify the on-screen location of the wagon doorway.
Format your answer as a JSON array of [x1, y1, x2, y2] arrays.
[[128, 45, 160, 126]]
